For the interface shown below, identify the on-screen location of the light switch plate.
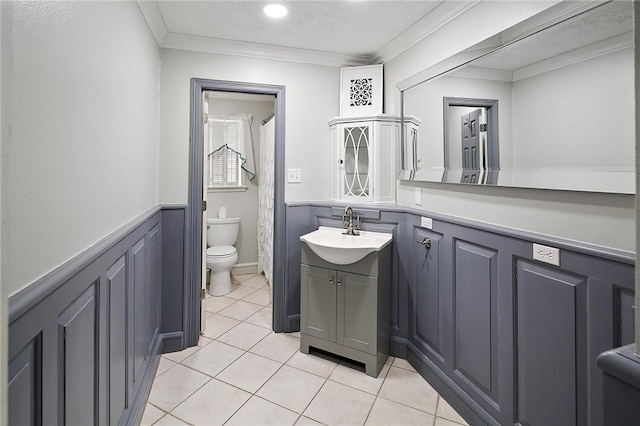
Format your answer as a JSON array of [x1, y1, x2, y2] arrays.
[[414, 188, 422, 206], [287, 169, 302, 183], [532, 243, 560, 266], [421, 217, 433, 229]]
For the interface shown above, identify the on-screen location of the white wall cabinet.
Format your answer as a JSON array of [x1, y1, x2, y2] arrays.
[[329, 115, 406, 203]]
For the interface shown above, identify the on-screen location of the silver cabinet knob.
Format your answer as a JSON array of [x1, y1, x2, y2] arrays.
[[416, 237, 432, 249]]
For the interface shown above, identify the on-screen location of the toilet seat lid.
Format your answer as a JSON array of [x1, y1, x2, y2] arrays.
[[207, 246, 236, 257]]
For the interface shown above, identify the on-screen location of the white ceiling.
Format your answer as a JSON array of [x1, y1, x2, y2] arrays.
[[137, 1, 479, 66]]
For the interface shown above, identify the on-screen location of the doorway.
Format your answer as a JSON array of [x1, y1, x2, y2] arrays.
[[186, 79, 287, 347]]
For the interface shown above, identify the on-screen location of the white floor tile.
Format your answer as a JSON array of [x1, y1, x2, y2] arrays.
[[205, 296, 237, 313], [242, 289, 272, 306], [286, 351, 339, 378], [140, 403, 164, 426], [250, 332, 300, 363], [148, 364, 210, 411], [365, 397, 435, 426], [435, 417, 467, 426], [181, 340, 245, 377], [378, 366, 439, 414], [197, 335, 213, 347], [216, 352, 282, 393], [227, 284, 258, 300], [329, 362, 390, 395], [392, 357, 417, 372], [155, 357, 177, 377], [217, 300, 263, 321], [304, 380, 376, 426], [162, 345, 201, 364], [170, 378, 251, 426], [295, 416, 325, 426], [257, 365, 326, 413], [217, 321, 271, 350], [242, 275, 269, 289], [225, 396, 299, 426], [231, 273, 254, 283], [154, 414, 190, 426], [244, 307, 273, 329], [437, 396, 469, 425], [201, 313, 241, 339]]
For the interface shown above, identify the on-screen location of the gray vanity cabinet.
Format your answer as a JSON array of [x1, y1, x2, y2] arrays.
[[300, 241, 391, 377]]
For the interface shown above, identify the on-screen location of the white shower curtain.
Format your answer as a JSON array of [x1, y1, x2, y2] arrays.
[[257, 117, 275, 289]]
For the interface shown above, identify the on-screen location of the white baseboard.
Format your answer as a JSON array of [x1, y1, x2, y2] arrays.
[[231, 262, 258, 275]]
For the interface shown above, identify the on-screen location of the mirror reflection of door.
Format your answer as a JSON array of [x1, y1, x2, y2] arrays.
[[461, 108, 482, 183]]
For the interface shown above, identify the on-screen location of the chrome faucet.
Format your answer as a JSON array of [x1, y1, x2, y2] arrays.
[[342, 206, 360, 235]]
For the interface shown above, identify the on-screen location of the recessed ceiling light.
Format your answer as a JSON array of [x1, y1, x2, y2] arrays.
[[263, 4, 288, 18]]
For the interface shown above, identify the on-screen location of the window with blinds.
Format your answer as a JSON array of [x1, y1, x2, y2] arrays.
[[208, 118, 243, 187]]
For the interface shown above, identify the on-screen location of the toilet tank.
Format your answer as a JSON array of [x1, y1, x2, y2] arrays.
[[207, 217, 240, 246]]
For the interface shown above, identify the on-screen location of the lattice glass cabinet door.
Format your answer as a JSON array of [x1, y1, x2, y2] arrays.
[[343, 125, 370, 199]]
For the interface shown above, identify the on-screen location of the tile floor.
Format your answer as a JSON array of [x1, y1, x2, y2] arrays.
[[143, 273, 469, 426]]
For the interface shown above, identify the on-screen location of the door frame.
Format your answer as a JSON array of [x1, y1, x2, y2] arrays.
[[443, 97, 499, 184], [186, 78, 287, 347]]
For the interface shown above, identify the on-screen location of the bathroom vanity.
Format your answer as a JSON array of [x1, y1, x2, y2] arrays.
[[299, 227, 392, 377]]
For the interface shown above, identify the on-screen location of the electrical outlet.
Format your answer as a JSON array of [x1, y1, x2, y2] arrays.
[[421, 217, 432, 229], [532, 243, 560, 266], [287, 169, 302, 183]]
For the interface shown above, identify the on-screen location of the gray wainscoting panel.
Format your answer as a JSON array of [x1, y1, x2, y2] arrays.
[[283, 204, 317, 332], [8, 208, 163, 426], [516, 260, 587, 426], [8, 335, 41, 426], [453, 240, 498, 399], [160, 207, 186, 351], [149, 225, 161, 355], [411, 227, 444, 362], [108, 255, 127, 424], [58, 284, 97, 425], [132, 237, 148, 386], [615, 287, 635, 347]]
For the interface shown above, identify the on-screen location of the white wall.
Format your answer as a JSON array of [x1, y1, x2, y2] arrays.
[[207, 97, 274, 265], [159, 48, 340, 204], [385, 1, 635, 251], [1, 1, 161, 295]]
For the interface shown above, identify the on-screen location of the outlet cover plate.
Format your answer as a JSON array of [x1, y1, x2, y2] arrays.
[[287, 169, 302, 183], [421, 217, 433, 229], [532, 243, 560, 266]]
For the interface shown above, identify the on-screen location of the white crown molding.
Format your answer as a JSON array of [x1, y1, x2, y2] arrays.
[[376, 0, 482, 63], [137, 0, 168, 46], [137, 0, 480, 67], [161, 33, 374, 68]]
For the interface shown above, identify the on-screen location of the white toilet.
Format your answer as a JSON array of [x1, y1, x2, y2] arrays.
[[206, 217, 240, 296]]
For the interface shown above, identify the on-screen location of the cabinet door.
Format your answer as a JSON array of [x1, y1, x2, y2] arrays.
[[301, 265, 337, 342], [340, 122, 372, 201], [337, 271, 377, 354]]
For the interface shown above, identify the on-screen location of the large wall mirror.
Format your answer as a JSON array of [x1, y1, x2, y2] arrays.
[[398, 0, 634, 193]]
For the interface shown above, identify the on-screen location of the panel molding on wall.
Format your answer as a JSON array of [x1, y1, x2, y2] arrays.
[[285, 201, 634, 426], [7, 207, 167, 426]]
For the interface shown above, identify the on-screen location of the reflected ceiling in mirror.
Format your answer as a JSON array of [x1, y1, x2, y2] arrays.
[[398, 1, 634, 194]]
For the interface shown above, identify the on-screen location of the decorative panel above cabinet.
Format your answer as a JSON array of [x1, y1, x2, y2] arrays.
[[329, 115, 418, 204]]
